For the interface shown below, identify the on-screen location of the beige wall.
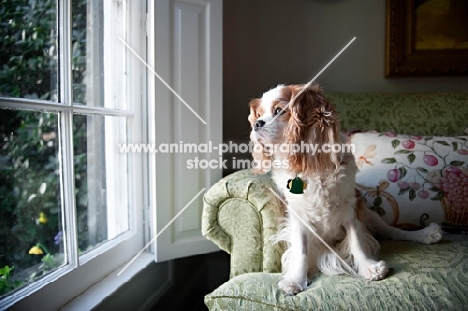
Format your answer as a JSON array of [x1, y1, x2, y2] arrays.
[[223, 0, 468, 145]]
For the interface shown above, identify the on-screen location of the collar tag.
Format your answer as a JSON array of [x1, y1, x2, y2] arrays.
[[286, 176, 307, 194]]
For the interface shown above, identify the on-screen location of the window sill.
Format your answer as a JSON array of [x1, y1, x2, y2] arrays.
[[60, 253, 155, 311]]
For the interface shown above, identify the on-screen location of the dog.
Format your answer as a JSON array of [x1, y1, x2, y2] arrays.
[[248, 83, 443, 295]]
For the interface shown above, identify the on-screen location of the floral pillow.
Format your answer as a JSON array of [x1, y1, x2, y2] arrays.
[[350, 132, 468, 229]]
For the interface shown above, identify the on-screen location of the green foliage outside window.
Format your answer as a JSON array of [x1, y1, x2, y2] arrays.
[[0, 0, 88, 296]]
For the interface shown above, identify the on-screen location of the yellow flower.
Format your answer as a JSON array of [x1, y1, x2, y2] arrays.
[[38, 212, 48, 224], [29, 245, 44, 255]]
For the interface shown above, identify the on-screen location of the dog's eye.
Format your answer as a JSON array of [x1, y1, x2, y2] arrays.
[[274, 107, 285, 116]]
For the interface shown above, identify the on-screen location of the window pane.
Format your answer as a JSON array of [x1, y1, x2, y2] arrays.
[[0, 109, 65, 297], [74, 114, 129, 258], [0, 1, 58, 101], [72, 0, 126, 109]]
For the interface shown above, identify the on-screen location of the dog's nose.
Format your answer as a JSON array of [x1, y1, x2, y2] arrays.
[[254, 120, 265, 131]]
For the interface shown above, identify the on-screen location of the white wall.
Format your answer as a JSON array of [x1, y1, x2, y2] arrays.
[[223, 0, 468, 144]]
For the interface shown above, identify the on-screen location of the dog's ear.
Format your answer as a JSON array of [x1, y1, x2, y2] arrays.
[[286, 84, 338, 141], [286, 84, 342, 175]]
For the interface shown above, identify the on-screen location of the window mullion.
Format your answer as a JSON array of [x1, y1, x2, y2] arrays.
[[59, 0, 79, 268], [0, 97, 68, 111]]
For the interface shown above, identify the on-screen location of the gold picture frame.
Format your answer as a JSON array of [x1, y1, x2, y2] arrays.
[[385, 0, 468, 77]]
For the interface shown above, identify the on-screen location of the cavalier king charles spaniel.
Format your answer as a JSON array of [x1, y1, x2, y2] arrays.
[[248, 83, 443, 295]]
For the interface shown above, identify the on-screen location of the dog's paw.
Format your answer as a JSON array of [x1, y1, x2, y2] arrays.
[[422, 223, 443, 244], [363, 260, 389, 281], [278, 279, 305, 295]]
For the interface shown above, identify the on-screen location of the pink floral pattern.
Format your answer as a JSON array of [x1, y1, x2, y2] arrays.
[[352, 132, 468, 227]]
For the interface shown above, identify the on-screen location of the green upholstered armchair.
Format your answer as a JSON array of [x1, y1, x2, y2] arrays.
[[201, 92, 468, 310]]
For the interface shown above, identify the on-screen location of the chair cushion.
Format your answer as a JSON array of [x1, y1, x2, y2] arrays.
[[205, 235, 468, 310]]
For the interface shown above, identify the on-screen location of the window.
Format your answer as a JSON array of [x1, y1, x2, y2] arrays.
[[0, 1, 146, 309], [1, 0, 223, 308]]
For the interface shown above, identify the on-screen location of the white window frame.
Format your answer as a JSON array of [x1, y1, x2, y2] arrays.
[[1, 0, 224, 308], [0, 1, 148, 310]]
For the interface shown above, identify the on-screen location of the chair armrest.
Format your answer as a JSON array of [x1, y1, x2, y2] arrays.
[[202, 169, 284, 278]]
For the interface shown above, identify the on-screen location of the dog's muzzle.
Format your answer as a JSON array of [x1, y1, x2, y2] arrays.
[[254, 120, 265, 131]]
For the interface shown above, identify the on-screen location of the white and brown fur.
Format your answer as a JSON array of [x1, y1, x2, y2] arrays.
[[248, 84, 443, 295]]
